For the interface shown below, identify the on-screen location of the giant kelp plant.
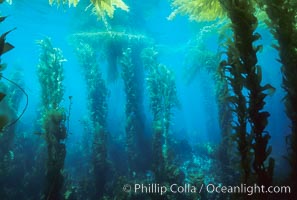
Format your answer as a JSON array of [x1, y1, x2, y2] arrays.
[[219, 0, 275, 189], [120, 47, 148, 173], [71, 31, 151, 82], [0, 4, 18, 197], [73, 41, 109, 198], [260, 0, 297, 192], [37, 38, 67, 200], [71, 30, 150, 174], [0, 1, 15, 131], [141, 47, 181, 184]]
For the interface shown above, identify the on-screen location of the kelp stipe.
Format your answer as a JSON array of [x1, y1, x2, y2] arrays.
[[261, 0, 297, 194], [141, 47, 182, 185], [121, 48, 143, 175], [219, 39, 252, 185], [219, 0, 275, 195], [37, 38, 67, 200], [73, 42, 109, 198]]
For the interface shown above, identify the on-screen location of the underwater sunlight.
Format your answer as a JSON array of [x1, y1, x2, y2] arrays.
[[0, 0, 296, 199]]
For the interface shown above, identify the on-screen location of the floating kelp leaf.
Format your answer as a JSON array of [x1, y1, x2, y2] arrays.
[[0, 92, 6, 101], [261, 84, 276, 96], [0, 27, 16, 40], [1, 42, 14, 55], [265, 145, 272, 160], [0, 28, 16, 56], [271, 43, 280, 50], [0, 63, 7, 71], [252, 32, 261, 42], [224, 95, 238, 105], [0, 115, 9, 130], [90, 0, 129, 19], [254, 44, 263, 53], [256, 65, 262, 82], [168, 0, 226, 22], [0, 16, 8, 22]]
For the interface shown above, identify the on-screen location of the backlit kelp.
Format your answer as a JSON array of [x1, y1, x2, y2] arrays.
[[71, 30, 149, 174], [219, 0, 275, 191], [168, 0, 226, 22], [2, 0, 297, 199], [37, 38, 67, 200], [120, 47, 147, 173], [70, 31, 151, 82], [49, 0, 129, 25], [261, 0, 297, 194], [141, 47, 182, 184], [73, 42, 109, 198]]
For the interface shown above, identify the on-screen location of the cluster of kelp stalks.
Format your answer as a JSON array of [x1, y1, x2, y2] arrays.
[[1, 0, 297, 200]]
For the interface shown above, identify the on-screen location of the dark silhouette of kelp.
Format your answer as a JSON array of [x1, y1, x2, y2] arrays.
[[219, 0, 275, 198], [261, 0, 297, 195]]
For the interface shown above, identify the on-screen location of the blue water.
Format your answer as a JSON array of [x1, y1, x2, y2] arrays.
[[0, 1, 292, 199]]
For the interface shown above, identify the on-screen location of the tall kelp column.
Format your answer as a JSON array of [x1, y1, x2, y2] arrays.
[[0, 0, 15, 132], [71, 31, 150, 175], [219, 0, 275, 190], [0, 3, 19, 198], [260, 0, 297, 193], [73, 42, 109, 198], [37, 38, 67, 200], [141, 47, 182, 186], [120, 46, 150, 173]]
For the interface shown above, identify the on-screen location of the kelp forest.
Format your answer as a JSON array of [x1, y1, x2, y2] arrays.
[[0, 0, 297, 199]]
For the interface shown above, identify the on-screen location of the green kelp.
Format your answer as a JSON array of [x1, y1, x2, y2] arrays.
[[261, 0, 297, 193], [168, 0, 226, 22], [120, 47, 148, 174], [49, 0, 129, 19], [37, 38, 67, 200], [70, 31, 151, 82], [73, 42, 109, 198], [219, 0, 275, 191], [141, 47, 182, 185]]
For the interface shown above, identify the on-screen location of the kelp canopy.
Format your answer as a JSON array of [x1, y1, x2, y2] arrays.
[[49, 0, 129, 19], [168, 0, 226, 21], [168, 0, 268, 24]]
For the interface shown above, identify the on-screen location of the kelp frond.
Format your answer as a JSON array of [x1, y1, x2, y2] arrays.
[[49, 0, 129, 19], [168, 0, 226, 22], [49, 0, 79, 7], [90, 0, 129, 18]]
